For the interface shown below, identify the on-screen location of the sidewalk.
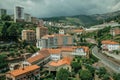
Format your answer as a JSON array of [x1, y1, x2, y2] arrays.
[[103, 51, 120, 61]]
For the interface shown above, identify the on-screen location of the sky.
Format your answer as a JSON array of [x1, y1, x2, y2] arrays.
[[0, 0, 120, 18]]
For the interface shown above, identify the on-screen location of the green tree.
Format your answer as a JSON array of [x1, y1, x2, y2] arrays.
[[71, 61, 81, 73], [1, 22, 11, 41], [113, 73, 120, 80], [97, 67, 107, 78], [0, 54, 8, 69], [56, 68, 69, 80], [79, 70, 92, 80], [102, 73, 110, 80], [1, 15, 11, 21], [7, 23, 19, 41]]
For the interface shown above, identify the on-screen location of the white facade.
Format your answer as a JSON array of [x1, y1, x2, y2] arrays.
[[102, 44, 120, 51], [72, 48, 86, 56], [59, 29, 65, 34], [50, 54, 61, 61], [14, 6, 24, 22]]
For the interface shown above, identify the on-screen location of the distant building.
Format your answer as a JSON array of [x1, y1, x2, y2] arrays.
[[31, 17, 39, 24], [110, 27, 120, 36], [59, 29, 65, 34], [36, 23, 48, 40], [6, 65, 40, 80], [22, 30, 36, 42], [14, 6, 24, 22], [24, 13, 31, 22], [36, 34, 73, 49], [0, 9, 7, 19], [101, 40, 120, 51]]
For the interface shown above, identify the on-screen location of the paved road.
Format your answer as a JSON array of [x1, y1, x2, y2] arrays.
[[92, 46, 120, 73]]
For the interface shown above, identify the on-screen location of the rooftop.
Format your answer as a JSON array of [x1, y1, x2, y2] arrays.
[[102, 40, 119, 45], [48, 49, 61, 54], [27, 49, 50, 64], [7, 65, 40, 77], [49, 57, 72, 67]]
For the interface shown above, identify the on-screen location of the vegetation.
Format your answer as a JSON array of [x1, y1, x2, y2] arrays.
[[79, 69, 92, 80], [0, 21, 36, 42], [113, 73, 120, 80], [56, 68, 69, 80]]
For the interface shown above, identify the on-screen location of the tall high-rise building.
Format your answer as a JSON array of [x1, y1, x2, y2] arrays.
[[0, 9, 7, 19], [36, 21, 48, 40], [14, 6, 24, 22], [24, 13, 31, 22]]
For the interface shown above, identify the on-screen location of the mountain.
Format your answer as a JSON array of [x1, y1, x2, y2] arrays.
[[92, 10, 120, 20], [42, 10, 120, 27]]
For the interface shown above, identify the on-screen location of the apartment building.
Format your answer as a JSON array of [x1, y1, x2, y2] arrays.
[[22, 30, 36, 42], [14, 6, 24, 22], [6, 65, 40, 80], [36, 24, 48, 40], [36, 34, 73, 49]]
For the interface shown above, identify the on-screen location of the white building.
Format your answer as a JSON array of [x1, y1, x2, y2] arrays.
[[14, 6, 24, 22], [101, 40, 120, 51]]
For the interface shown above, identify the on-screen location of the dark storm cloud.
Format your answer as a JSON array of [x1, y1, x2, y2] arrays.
[[0, 0, 120, 17]]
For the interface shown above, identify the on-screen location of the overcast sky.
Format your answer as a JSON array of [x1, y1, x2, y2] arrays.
[[0, 0, 120, 18]]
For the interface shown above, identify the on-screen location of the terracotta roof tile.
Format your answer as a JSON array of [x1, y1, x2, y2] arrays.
[[102, 40, 119, 44], [48, 49, 61, 54], [7, 65, 40, 77], [49, 57, 72, 67], [27, 49, 50, 64]]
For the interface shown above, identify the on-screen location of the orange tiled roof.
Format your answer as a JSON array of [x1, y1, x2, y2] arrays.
[[27, 49, 50, 64], [61, 46, 76, 52], [7, 65, 40, 77], [49, 57, 72, 67], [42, 34, 54, 39], [48, 49, 61, 54], [102, 40, 119, 45]]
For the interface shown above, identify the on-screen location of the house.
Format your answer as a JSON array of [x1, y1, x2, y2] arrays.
[[6, 65, 40, 80], [45, 57, 72, 72], [101, 40, 120, 51]]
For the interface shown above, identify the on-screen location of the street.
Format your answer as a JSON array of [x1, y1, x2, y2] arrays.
[[92, 46, 120, 73]]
